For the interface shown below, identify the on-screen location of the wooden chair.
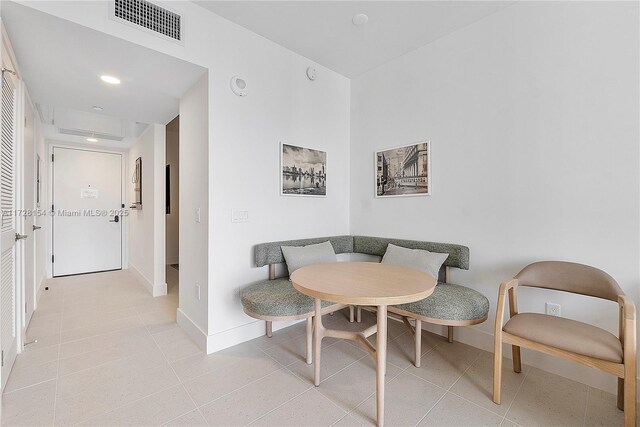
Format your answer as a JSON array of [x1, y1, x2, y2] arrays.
[[493, 261, 636, 426]]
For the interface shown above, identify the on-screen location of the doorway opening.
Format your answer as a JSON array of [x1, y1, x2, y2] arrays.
[[165, 116, 179, 296]]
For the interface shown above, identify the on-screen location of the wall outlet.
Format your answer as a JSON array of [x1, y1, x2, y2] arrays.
[[545, 302, 561, 317], [232, 209, 249, 223], [195, 284, 201, 301]]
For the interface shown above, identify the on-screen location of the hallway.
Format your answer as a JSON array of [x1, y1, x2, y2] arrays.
[[0, 268, 195, 425]]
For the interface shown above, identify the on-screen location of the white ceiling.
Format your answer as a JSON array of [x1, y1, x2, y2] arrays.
[[196, 1, 514, 78], [2, 2, 206, 146]]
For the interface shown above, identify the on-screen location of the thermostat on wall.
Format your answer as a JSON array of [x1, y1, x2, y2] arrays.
[[306, 67, 317, 81], [230, 76, 248, 96]]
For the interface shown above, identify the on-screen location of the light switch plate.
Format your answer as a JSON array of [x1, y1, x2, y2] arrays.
[[232, 210, 249, 223]]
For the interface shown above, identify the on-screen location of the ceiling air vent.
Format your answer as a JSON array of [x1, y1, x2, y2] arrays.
[[112, 0, 182, 43]]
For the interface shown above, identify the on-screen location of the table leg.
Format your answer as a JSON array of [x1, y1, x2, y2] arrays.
[[306, 316, 313, 365], [313, 298, 323, 386], [376, 305, 387, 427]]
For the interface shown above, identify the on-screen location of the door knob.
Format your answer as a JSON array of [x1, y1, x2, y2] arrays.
[[32, 225, 42, 231], [15, 233, 27, 241], [109, 215, 120, 223]]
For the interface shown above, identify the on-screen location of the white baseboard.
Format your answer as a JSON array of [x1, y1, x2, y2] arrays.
[[128, 264, 167, 297], [177, 308, 208, 352], [203, 317, 303, 354]]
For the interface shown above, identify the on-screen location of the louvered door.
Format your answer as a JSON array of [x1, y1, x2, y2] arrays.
[[0, 68, 18, 390]]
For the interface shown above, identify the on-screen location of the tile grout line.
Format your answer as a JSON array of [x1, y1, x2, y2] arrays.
[[64, 312, 185, 426], [500, 366, 531, 426], [51, 309, 63, 427], [144, 311, 211, 427], [582, 386, 590, 427], [411, 347, 484, 426]]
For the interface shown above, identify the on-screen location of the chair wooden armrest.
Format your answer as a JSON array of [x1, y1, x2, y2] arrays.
[[618, 295, 636, 321], [495, 279, 519, 329]]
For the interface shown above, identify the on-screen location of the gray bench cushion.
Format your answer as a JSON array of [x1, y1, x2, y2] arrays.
[[392, 282, 489, 322], [241, 278, 337, 318]]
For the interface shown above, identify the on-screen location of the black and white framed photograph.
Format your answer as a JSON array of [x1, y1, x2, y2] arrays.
[[281, 143, 327, 197], [375, 141, 431, 197]]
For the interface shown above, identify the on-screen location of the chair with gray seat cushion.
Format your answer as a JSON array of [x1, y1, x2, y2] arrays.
[[241, 236, 353, 364], [242, 235, 484, 367], [366, 239, 489, 367], [493, 261, 636, 427]]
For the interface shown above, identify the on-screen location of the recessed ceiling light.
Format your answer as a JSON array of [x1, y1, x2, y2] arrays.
[[100, 75, 121, 85], [352, 13, 369, 26], [86, 137, 98, 142], [92, 105, 104, 111]]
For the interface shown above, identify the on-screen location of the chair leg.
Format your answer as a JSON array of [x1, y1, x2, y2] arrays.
[[624, 368, 637, 426], [447, 326, 454, 343], [349, 306, 355, 323], [356, 306, 362, 323], [493, 338, 503, 404], [306, 317, 313, 365], [414, 319, 422, 368], [266, 321, 272, 338], [512, 345, 522, 373], [618, 377, 624, 410]]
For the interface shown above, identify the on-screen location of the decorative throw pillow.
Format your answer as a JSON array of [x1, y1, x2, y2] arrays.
[[281, 241, 337, 276], [381, 243, 449, 279]]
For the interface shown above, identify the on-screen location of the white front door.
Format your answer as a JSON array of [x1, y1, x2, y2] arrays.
[[1, 65, 19, 389], [52, 148, 122, 277]]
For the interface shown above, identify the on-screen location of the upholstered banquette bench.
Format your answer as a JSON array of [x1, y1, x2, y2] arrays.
[[240, 235, 489, 367]]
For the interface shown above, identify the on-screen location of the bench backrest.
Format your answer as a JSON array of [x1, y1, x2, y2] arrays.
[[255, 236, 354, 267], [255, 235, 469, 282]]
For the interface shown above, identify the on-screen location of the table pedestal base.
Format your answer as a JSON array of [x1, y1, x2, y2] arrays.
[[313, 299, 388, 427]]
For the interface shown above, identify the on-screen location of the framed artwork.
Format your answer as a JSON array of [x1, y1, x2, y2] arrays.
[[281, 143, 327, 197], [375, 141, 431, 197], [280, 143, 327, 197]]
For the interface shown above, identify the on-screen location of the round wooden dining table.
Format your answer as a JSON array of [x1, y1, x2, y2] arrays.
[[291, 262, 436, 427]]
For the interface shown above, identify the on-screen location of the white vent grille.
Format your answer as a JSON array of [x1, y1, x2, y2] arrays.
[[114, 0, 181, 42]]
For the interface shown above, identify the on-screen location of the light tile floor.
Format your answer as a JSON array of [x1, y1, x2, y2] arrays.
[[1, 269, 632, 426]]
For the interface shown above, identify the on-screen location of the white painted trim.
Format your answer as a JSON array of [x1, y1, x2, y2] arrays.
[[128, 264, 166, 297], [203, 317, 302, 354], [177, 308, 207, 352]]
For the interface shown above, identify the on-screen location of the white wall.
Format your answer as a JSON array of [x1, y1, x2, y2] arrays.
[[127, 123, 166, 296], [165, 116, 179, 266], [350, 1, 639, 393], [17, 1, 352, 351], [178, 74, 209, 343], [206, 41, 350, 351]]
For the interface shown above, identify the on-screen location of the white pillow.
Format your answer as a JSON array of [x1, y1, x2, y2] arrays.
[[281, 241, 337, 276], [381, 243, 449, 279]]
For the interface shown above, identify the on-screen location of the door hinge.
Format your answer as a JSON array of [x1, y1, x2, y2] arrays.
[[51, 154, 54, 162], [1, 350, 4, 367], [51, 204, 54, 211], [25, 302, 27, 314], [24, 116, 27, 127], [52, 255, 54, 263]]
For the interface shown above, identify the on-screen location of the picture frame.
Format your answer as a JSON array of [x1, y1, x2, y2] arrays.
[[375, 140, 431, 198], [280, 142, 327, 197]]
